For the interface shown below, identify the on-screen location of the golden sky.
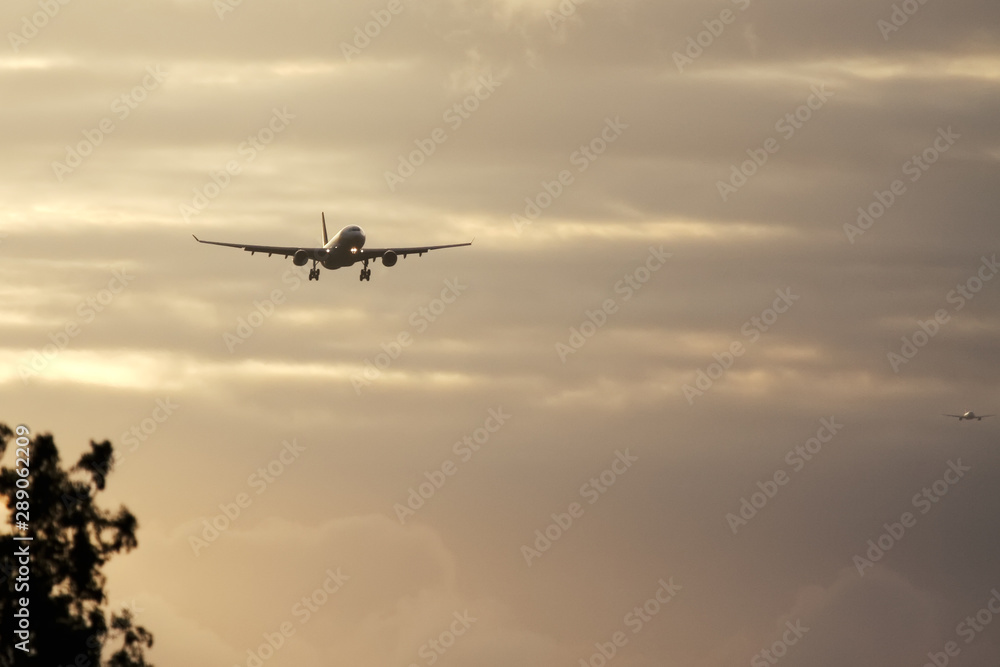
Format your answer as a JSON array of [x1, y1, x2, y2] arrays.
[[2, 0, 1000, 665]]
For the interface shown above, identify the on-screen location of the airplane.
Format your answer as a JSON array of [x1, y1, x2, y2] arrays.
[[942, 411, 995, 421], [193, 213, 472, 282]]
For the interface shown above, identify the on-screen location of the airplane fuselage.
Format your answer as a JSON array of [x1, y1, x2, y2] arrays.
[[320, 225, 367, 269]]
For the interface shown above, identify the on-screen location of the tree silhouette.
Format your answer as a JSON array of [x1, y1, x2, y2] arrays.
[[0, 423, 153, 667]]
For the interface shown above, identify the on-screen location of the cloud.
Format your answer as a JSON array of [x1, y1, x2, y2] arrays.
[[3, 0, 999, 664]]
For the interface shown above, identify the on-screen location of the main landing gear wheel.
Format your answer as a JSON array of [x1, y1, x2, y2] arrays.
[[308, 267, 320, 281], [359, 261, 371, 282]]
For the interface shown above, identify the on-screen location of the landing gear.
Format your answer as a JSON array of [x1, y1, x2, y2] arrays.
[[308, 262, 321, 281], [359, 261, 371, 282]]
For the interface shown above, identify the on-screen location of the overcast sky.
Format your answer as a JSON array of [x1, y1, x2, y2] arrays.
[[2, 0, 1000, 665]]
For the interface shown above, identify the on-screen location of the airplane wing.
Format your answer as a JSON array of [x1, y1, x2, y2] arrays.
[[192, 235, 314, 258], [352, 241, 473, 264], [979, 415, 995, 418], [943, 414, 965, 418]]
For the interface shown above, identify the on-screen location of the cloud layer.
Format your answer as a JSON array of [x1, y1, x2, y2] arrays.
[[2, 0, 999, 665]]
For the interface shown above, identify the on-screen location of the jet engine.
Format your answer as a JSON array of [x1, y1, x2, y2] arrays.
[[293, 249, 309, 266], [382, 250, 398, 267]]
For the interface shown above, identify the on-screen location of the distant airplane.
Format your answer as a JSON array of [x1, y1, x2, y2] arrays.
[[193, 213, 472, 281], [943, 411, 994, 421]]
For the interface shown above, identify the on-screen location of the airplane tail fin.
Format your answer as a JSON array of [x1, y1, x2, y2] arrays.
[[321, 212, 329, 245]]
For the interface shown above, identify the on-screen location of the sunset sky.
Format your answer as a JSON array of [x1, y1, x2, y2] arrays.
[[2, 0, 1000, 665]]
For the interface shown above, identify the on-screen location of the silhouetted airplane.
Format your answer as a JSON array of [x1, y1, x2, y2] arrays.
[[943, 411, 994, 421], [193, 213, 472, 281]]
